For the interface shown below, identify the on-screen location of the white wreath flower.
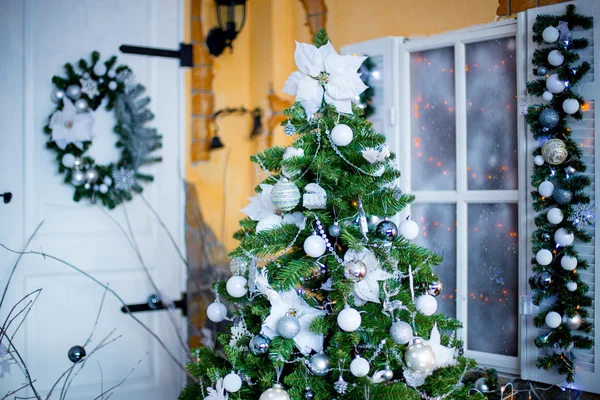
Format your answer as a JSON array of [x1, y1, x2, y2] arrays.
[[282, 41, 368, 118], [49, 97, 94, 150]]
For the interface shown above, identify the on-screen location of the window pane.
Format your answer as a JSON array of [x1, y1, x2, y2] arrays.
[[410, 48, 456, 190], [467, 203, 518, 356], [466, 38, 518, 190], [411, 204, 457, 318], [363, 55, 385, 134]]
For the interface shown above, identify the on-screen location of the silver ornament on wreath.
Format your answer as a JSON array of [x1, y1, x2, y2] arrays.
[[375, 218, 398, 241], [344, 258, 367, 282], [249, 333, 271, 355], [427, 280, 443, 296], [259, 383, 290, 400], [553, 188, 573, 205], [308, 352, 331, 376], [270, 178, 301, 212], [303, 387, 315, 399], [539, 108, 561, 129], [563, 312, 582, 330], [474, 377, 491, 393], [372, 366, 394, 383], [389, 320, 413, 345], [302, 183, 327, 210], [276, 313, 301, 339], [541, 139, 568, 165], [404, 337, 436, 373], [534, 271, 553, 289]]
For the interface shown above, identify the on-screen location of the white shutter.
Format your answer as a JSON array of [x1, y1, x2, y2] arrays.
[[522, 0, 600, 393]]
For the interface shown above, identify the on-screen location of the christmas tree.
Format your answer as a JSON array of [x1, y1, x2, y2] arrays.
[[181, 29, 479, 400]]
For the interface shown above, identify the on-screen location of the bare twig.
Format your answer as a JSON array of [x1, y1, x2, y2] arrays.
[[97, 361, 104, 400], [91, 352, 148, 400], [2, 334, 41, 400], [2, 381, 32, 400], [0, 289, 42, 346], [84, 285, 109, 347]]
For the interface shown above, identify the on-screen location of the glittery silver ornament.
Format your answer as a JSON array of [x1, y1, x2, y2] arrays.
[[270, 178, 300, 212], [71, 170, 86, 186], [334, 376, 348, 394], [389, 320, 413, 345], [276, 314, 301, 339], [303, 387, 315, 400], [537, 66, 549, 76], [66, 84, 82, 100], [474, 377, 491, 393], [85, 169, 99, 183], [74, 98, 88, 112], [539, 108, 560, 128], [563, 312, 582, 330], [427, 280, 443, 296], [259, 384, 290, 400], [375, 219, 398, 241], [67, 345, 86, 363], [308, 352, 331, 376], [535, 271, 553, 289], [249, 333, 271, 355], [404, 337, 435, 373], [553, 188, 573, 205], [328, 221, 341, 237], [284, 120, 297, 136], [565, 166, 577, 175], [541, 139, 568, 165], [302, 183, 327, 209], [344, 259, 367, 282], [51, 88, 66, 103]]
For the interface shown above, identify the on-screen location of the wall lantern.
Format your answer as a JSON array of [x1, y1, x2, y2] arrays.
[[206, 0, 247, 57]]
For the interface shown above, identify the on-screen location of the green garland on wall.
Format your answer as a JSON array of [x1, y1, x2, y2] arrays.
[[526, 5, 594, 383]]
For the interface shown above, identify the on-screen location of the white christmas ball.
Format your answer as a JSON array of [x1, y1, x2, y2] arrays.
[[536, 249, 553, 266], [108, 81, 118, 91], [562, 99, 580, 115], [99, 184, 109, 194], [303, 234, 326, 258], [543, 26, 559, 43], [61, 153, 76, 168], [566, 281, 578, 291], [399, 219, 419, 240], [415, 294, 437, 316], [545, 311, 562, 329], [561, 255, 577, 271], [256, 214, 282, 233], [107, 69, 116, 78], [547, 208, 563, 224], [554, 228, 574, 247], [93, 63, 107, 76], [534, 155, 545, 166], [226, 276, 248, 298], [542, 91, 553, 101], [283, 146, 304, 159], [259, 384, 290, 400], [548, 50, 564, 66], [66, 84, 82, 99], [206, 301, 227, 323], [330, 124, 353, 146], [350, 356, 370, 377], [546, 74, 566, 94], [337, 307, 361, 332], [74, 98, 88, 112], [223, 372, 242, 392], [538, 181, 554, 197]]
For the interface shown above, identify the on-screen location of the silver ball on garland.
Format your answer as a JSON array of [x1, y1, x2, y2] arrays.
[[542, 91, 553, 101], [562, 98, 580, 115], [99, 184, 109, 194], [74, 98, 89, 112], [563, 313, 582, 330], [270, 178, 300, 212], [308, 352, 331, 376], [553, 188, 573, 205], [546, 74, 566, 94], [61, 153, 75, 168], [93, 63, 107, 77], [404, 337, 435, 373], [71, 170, 86, 186], [107, 69, 116, 78], [372, 366, 394, 383], [427, 280, 443, 296], [66, 84, 82, 100], [542, 26, 559, 43], [535, 271, 553, 289], [541, 232, 552, 242], [303, 387, 315, 399], [68, 345, 86, 363], [85, 169, 99, 183], [566, 281, 578, 291], [474, 377, 491, 393], [73, 157, 83, 169], [536, 66, 549, 76], [249, 333, 271, 356], [344, 259, 367, 282], [284, 120, 297, 136], [276, 314, 301, 339], [259, 384, 290, 400], [51, 88, 66, 103], [534, 155, 545, 166], [539, 108, 560, 129], [547, 49, 565, 66], [83, 182, 91, 190], [328, 220, 341, 237], [108, 81, 118, 91], [375, 219, 398, 241], [541, 139, 568, 165], [147, 293, 161, 309], [565, 166, 577, 175], [389, 320, 413, 345]]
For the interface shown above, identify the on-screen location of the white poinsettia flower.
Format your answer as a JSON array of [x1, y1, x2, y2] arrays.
[[282, 41, 368, 118], [241, 184, 276, 221], [424, 323, 457, 369], [345, 248, 393, 305], [50, 97, 94, 150]]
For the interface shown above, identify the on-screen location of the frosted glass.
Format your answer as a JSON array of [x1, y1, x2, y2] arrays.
[[410, 48, 456, 190], [411, 204, 457, 318], [466, 38, 518, 190], [467, 203, 519, 356]]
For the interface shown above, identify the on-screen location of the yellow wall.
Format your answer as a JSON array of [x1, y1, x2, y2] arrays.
[[186, 0, 499, 251]]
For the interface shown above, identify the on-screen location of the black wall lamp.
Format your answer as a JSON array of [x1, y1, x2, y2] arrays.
[[206, 0, 248, 57]]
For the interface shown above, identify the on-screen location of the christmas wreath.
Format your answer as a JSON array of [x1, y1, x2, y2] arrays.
[[44, 51, 162, 209]]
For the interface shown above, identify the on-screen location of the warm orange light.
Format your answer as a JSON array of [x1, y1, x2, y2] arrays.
[[434, 221, 439, 226], [417, 97, 423, 102], [474, 227, 479, 231], [414, 105, 419, 110], [469, 102, 473, 106], [414, 113, 419, 118], [449, 69, 454, 73], [447, 227, 451, 231], [444, 100, 448, 105], [488, 175, 492, 179], [448, 108, 453, 112], [437, 162, 441, 167], [415, 138, 420, 147], [429, 157, 434, 162], [501, 166, 507, 171], [581, 102, 590, 111], [465, 66, 469, 72], [425, 104, 430, 109], [467, 166, 471, 171]]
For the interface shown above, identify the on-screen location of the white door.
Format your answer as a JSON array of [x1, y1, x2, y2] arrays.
[[0, 1, 187, 399]]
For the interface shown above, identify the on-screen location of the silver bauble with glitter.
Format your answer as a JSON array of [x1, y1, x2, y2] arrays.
[[259, 384, 290, 400], [276, 314, 301, 339], [427, 280, 443, 296], [537, 66, 548, 76], [541, 139, 568, 165], [404, 337, 435, 373], [66, 84, 82, 100], [303, 387, 315, 400], [51, 88, 66, 103], [344, 259, 367, 282], [328, 221, 341, 237], [553, 188, 573, 205], [85, 169, 99, 183], [74, 98, 89, 112], [389, 320, 413, 345], [565, 166, 577, 175], [474, 377, 491, 393], [270, 178, 300, 212], [73, 157, 83, 169], [563, 312, 582, 330], [535, 271, 553, 289], [539, 108, 560, 128], [375, 219, 398, 241], [71, 170, 86, 186], [308, 352, 331, 376], [249, 333, 271, 356]]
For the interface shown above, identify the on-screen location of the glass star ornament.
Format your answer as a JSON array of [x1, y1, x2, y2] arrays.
[[112, 167, 136, 191], [50, 97, 95, 150], [282, 41, 368, 118], [79, 77, 100, 98], [345, 248, 392, 305]]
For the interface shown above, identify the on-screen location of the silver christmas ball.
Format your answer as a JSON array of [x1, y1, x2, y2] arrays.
[[537, 66, 548, 76], [51, 88, 66, 103], [344, 259, 367, 282], [276, 314, 301, 339], [66, 84, 82, 100], [67, 345, 86, 363], [270, 178, 300, 212], [563, 312, 582, 330], [380, 367, 394, 382], [85, 169, 99, 183], [535, 271, 553, 289], [284, 121, 297, 136], [108, 81, 118, 91], [249, 333, 271, 356], [541, 139, 568, 165], [328, 221, 341, 237], [84, 182, 91, 190], [308, 352, 331, 376], [474, 377, 491, 393], [71, 170, 86, 186], [565, 166, 577, 175], [259, 384, 290, 400], [539, 108, 560, 129], [541, 232, 552, 242], [304, 387, 315, 400], [74, 98, 89, 112], [553, 188, 573, 205], [427, 280, 443, 296], [389, 320, 413, 345], [404, 337, 435, 373], [375, 219, 398, 241]]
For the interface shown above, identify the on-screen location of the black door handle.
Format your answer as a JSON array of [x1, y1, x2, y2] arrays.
[[121, 293, 187, 317]]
